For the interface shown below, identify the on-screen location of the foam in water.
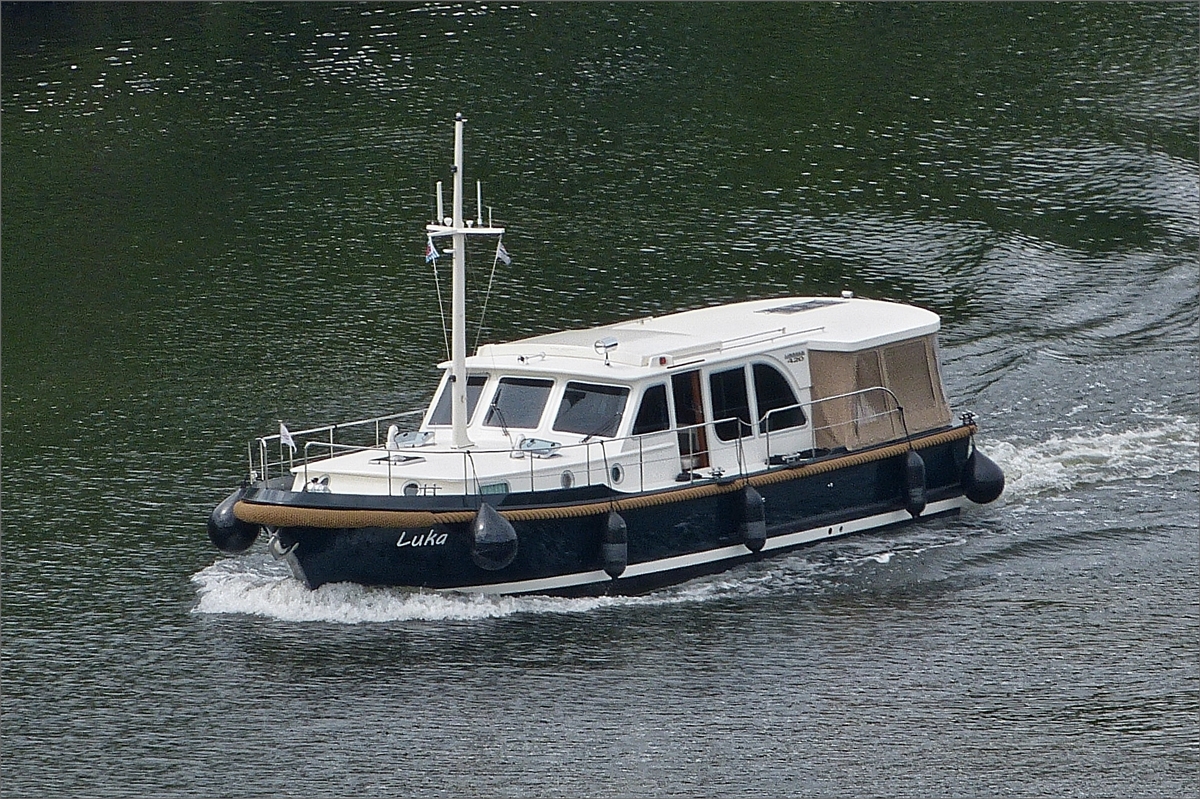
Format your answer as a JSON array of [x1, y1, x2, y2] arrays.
[[983, 415, 1198, 501], [190, 554, 738, 624], [190, 532, 969, 625]]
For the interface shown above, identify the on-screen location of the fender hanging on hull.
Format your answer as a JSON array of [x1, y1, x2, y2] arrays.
[[962, 447, 1005, 505], [601, 510, 628, 578], [208, 486, 260, 554], [739, 486, 767, 552], [471, 502, 519, 571], [903, 450, 927, 518]]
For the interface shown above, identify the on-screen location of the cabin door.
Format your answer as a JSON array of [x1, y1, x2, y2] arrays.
[[672, 370, 710, 472]]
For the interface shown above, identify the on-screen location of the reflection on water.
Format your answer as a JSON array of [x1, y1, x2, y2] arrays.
[[3, 2, 1197, 797]]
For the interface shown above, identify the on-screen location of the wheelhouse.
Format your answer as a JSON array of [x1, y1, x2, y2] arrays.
[[254, 296, 953, 500], [254, 295, 947, 496]]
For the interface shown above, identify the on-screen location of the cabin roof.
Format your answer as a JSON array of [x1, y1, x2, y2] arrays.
[[466, 296, 940, 376]]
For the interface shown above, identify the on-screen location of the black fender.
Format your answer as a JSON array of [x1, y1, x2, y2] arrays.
[[208, 485, 260, 554]]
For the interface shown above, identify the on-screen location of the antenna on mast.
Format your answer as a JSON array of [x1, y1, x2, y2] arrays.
[[424, 113, 506, 450]]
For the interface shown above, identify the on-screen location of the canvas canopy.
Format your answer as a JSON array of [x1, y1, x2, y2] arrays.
[[808, 334, 951, 451]]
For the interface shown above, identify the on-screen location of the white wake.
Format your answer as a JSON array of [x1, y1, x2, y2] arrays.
[[191, 554, 725, 624], [980, 415, 1198, 501]]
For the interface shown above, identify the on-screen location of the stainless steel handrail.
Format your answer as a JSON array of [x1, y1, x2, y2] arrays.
[[250, 408, 424, 481], [247, 385, 916, 491], [760, 385, 910, 458]]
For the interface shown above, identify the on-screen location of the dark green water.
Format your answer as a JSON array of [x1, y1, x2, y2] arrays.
[[3, 3, 1197, 796]]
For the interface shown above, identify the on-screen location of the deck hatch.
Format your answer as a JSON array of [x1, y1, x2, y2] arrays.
[[757, 299, 845, 315]]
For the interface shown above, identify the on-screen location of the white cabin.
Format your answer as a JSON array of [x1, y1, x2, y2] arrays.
[[285, 296, 953, 498]]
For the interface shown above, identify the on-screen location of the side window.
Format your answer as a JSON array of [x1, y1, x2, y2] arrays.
[[552, 382, 630, 438], [484, 377, 553, 430], [428, 374, 488, 425], [710, 366, 752, 441], [753, 363, 806, 431], [632, 384, 670, 435]]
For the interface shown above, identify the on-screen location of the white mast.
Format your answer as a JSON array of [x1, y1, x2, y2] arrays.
[[450, 116, 469, 448], [426, 113, 505, 450]]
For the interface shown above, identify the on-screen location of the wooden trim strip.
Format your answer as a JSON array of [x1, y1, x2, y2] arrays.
[[234, 425, 975, 529]]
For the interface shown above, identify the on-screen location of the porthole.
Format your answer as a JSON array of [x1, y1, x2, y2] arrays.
[[403, 482, 420, 496], [610, 463, 625, 485], [561, 470, 575, 489]]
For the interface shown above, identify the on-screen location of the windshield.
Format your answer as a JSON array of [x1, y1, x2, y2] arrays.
[[484, 377, 554, 430], [552, 382, 630, 438], [428, 374, 488, 426]]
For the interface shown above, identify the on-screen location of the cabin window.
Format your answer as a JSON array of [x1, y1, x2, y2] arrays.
[[428, 374, 488, 426], [632, 384, 670, 435], [753, 363, 806, 431], [710, 366, 752, 441], [673, 370, 710, 470], [484, 377, 553, 430], [552, 382, 630, 438]]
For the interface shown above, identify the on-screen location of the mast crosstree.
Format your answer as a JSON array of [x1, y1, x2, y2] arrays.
[[425, 113, 505, 449]]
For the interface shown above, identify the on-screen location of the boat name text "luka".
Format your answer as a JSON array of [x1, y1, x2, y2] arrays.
[[396, 529, 448, 547]]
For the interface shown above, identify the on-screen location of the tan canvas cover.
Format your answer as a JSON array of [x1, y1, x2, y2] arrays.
[[809, 335, 952, 450]]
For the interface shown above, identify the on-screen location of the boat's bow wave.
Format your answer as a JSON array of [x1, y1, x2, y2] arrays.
[[190, 531, 972, 624], [190, 555, 722, 623]]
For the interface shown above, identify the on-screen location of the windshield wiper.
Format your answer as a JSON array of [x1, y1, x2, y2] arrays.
[[488, 400, 511, 439], [580, 411, 622, 443]]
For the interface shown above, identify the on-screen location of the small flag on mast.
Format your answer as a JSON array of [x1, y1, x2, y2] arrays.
[[279, 422, 296, 454], [496, 240, 512, 266], [425, 237, 440, 263]]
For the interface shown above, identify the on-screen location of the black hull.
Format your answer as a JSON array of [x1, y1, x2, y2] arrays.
[[258, 433, 978, 596]]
